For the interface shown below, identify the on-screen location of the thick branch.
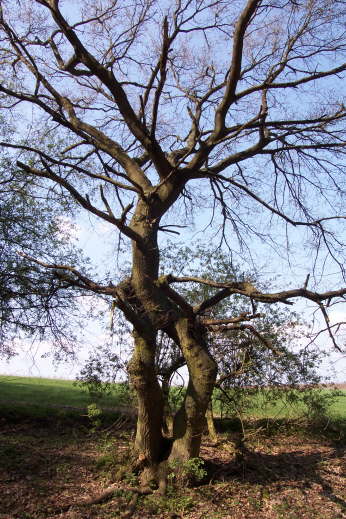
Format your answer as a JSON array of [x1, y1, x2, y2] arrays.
[[17, 161, 144, 247], [156, 276, 194, 316], [166, 275, 346, 307], [202, 313, 262, 325], [39, 0, 172, 178], [213, 0, 260, 137]]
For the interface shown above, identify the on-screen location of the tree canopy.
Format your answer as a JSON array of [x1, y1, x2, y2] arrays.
[[0, 0, 345, 487], [0, 122, 85, 357]]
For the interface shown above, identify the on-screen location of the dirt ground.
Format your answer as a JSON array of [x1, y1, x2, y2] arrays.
[[0, 416, 345, 519]]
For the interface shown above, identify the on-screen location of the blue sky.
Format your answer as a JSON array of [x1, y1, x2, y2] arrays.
[[1, 212, 345, 383], [0, 0, 345, 383]]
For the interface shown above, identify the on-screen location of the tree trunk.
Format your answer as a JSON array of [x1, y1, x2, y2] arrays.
[[170, 317, 217, 461], [206, 400, 218, 443], [127, 214, 178, 479], [127, 330, 164, 465], [127, 200, 218, 468], [161, 374, 172, 435]]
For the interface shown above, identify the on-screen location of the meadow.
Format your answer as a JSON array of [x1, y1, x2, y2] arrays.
[[0, 375, 345, 419], [0, 375, 132, 415]]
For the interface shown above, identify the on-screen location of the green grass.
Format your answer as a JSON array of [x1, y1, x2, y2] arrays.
[[329, 391, 346, 415], [0, 375, 345, 424], [0, 375, 134, 421], [214, 388, 346, 420], [243, 389, 346, 419]]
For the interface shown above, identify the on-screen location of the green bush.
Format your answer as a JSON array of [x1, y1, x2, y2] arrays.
[[168, 457, 207, 486]]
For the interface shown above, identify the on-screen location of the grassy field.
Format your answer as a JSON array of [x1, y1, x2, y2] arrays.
[[0, 375, 345, 519], [213, 387, 346, 420], [0, 375, 345, 421], [0, 375, 129, 405], [0, 375, 134, 421]]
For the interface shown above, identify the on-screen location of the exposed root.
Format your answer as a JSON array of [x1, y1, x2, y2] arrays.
[[120, 493, 139, 519], [55, 484, 152, 514], [79, 484, 152, 505]]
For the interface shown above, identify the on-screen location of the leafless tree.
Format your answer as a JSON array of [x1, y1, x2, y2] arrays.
[[0, 0, 345, 489]]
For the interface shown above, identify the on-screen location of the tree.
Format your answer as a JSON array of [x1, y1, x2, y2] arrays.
[[79, 243, 329, 440], [0, 125, 85, 358], [0, 0, 345, 487]]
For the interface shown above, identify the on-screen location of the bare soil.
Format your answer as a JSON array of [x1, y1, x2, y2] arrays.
[[0, 416, 345, 519]]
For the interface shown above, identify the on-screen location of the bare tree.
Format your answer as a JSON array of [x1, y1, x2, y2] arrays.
[[0, 0, 345, 487]]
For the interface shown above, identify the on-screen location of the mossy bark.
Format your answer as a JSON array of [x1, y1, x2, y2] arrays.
[[206, 400, 218, 443], [169, 317, 217, 461], [126, 200, 218, 472], [128, 331, 164, 465], [161, 374, 173, 435]]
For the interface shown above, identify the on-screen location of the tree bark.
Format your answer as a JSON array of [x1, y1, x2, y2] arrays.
[[170, 317, 217, 461], [128, 199, 218, 467], [206, 400, 218, 443], [161, 373, 172, 435], [127, 208, 177, 470], [127, 330, 164, 465]]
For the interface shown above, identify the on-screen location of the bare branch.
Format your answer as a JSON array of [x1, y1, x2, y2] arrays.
[[166, 274, 346, 308], [207, 322, 279, 355], [202, 313, 262, 325], [38, 0, 172, 178], [17, 161, 144, 247], [213, 0, 261, 137], [17, 252, 114, 296]]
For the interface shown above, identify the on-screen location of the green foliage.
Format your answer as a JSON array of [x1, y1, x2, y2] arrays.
[[213, 385, 343, 432], [77, 374, 136, 408], [76, 242, 338, 439], [182, 457, 207, 482], [87, 403, 102, 431], [114, 383, 136, 406], [158, 243, 338, 436], [0, 128, 86, 356], [95, 436, 137, 485], [168, 457, 207, 485], [168, 385, 186, 413], [301, 387, 343, 424], [76, 322, 133, 394], [142, 492, 195, 515]]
